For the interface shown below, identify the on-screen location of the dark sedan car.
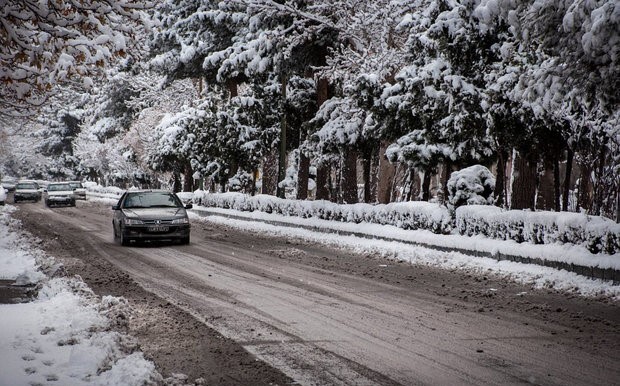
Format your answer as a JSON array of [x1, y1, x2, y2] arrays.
[[112, 190, 192, 246]]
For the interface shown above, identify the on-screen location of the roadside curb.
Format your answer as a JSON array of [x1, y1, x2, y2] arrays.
[[191, 208, 620, 285]]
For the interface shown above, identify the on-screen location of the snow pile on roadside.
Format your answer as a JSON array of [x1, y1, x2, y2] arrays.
[[0, 205, 162, 386], [0, 206, 45, 284]]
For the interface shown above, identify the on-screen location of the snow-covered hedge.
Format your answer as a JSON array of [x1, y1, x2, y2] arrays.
[[193, 191, 453, 234], [447, 165, 495, 211], [83, 182, 125, 196], [457, 205, 620, 254]]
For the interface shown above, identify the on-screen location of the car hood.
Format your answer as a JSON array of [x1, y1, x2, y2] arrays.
[[122, 207, 187, 220], [15, 189, 39, 193]]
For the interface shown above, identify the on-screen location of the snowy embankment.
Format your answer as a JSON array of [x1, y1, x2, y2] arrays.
[[0, 205, 162, 386]]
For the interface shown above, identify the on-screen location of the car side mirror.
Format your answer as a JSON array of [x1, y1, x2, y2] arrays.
[[112, 205, 120, 210], [185, 203, 193, 209]]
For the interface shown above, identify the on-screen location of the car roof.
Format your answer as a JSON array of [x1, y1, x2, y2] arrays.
[[126, 189, 174, 193], [48, 182, 72, 185]]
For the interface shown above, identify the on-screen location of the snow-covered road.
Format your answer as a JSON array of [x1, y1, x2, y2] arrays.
[[9, 200, 620, 385]]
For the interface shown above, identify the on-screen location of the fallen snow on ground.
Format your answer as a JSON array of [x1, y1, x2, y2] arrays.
[[0, 205, 162, 386], [195, 213, 620, 300]]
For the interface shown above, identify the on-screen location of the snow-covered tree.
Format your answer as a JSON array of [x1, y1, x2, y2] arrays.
[[0, 0, 152, 121]]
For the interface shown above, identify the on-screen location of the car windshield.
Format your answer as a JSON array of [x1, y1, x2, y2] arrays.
[[16, 183, 37, 190], [123, 192, 182, 209], [48, 184, 72, 191]]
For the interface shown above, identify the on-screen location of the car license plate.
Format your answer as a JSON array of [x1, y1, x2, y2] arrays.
[[148, 226, 169, 232]]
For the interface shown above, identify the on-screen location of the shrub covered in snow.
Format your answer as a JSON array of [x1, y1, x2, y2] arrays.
[[446, 165, 495, 211], [456, 205, 620, 254], [83, 182, 125, 196], [193, 191, 453, 234]]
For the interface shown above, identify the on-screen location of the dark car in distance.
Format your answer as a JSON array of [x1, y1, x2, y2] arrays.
[[112, 190, 192, 246]]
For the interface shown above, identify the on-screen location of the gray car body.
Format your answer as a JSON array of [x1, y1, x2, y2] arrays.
[[112, 190, 192, 245]]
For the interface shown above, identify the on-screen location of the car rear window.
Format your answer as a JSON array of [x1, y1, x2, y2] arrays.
[[48, 184, 72, 191], [16, 183, 38, 189], [123, 192, 182, 208]]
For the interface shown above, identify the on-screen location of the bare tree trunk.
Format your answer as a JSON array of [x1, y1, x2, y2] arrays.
[[276, 74, 287, 198], [494, 151, 507, 207], [404, 168, 417, 201], [361, 146, 372, 203], [183, 162, 193, 192], [511, 152, 537, 210], [297, 152, 309, 200], [226, 78, 238, 99], [341, 149, 358, 204], [377, 140, 396, 204], [261, 150, 278, 195], [173, 171, 182, 193], [369, 143, 379, 203], [536, 164, 555, 211], [553, 157, 561, 212], [421, 166, 432, 201], [592, 145, 607, 215], [441, 161, 452, 204], [315, 165, 330, 200], [577, 160, 593, 213], [562, 148, 573, 211]]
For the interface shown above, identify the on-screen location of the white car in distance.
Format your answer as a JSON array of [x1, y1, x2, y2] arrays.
[[45, 182, 76, 207]]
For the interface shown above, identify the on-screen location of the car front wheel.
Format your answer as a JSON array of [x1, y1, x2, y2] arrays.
[[119, 227, 130, 246]]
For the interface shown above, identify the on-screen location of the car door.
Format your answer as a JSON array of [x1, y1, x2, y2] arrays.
[[112, 193, 127, 235]]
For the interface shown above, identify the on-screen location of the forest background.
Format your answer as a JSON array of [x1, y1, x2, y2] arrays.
[[0, 0, 618, 221]]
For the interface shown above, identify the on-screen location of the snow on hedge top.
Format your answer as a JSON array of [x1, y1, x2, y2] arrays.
[[193, 191, 453, 234], [457, 205, 620, 254], [447, 164, 495, 210]]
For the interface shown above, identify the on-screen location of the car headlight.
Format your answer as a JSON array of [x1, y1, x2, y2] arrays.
[[125, 218, 144, 225], [172, 217, 189, 224]]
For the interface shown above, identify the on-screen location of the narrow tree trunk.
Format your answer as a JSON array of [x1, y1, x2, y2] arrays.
[[377, 140, 396, 204], [226, 78, 238, 99], [297, 152, 309, 200], [315, 165, 330, 200], [405, 168, 417, 201], [495, 151, 506, 207], [536, 164, 555, 211], [441, 161, 452, 204], [262, 150, 278, 195], [276, 74, 287, 198], [369, 143, 379, 203], [314, 77, 330, 201], [362, 147, 372, 203], [183, 162, 193, 192], [511, 151, 537, 210], [592, 145, 607, 215], [421, 166, 432, 201], [577, 161, 593, 213], [173, 171, 181, 193], [553, 157, 561, 212], [562, 148, 573, 211], [341, 148, 358, 204]]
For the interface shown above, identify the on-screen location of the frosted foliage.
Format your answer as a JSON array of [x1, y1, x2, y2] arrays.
[[447, 165, 495, 210], [0, 0, 150, 116]]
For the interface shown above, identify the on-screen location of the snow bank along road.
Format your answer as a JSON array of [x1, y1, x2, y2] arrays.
[[14, 200, 620, 385]]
